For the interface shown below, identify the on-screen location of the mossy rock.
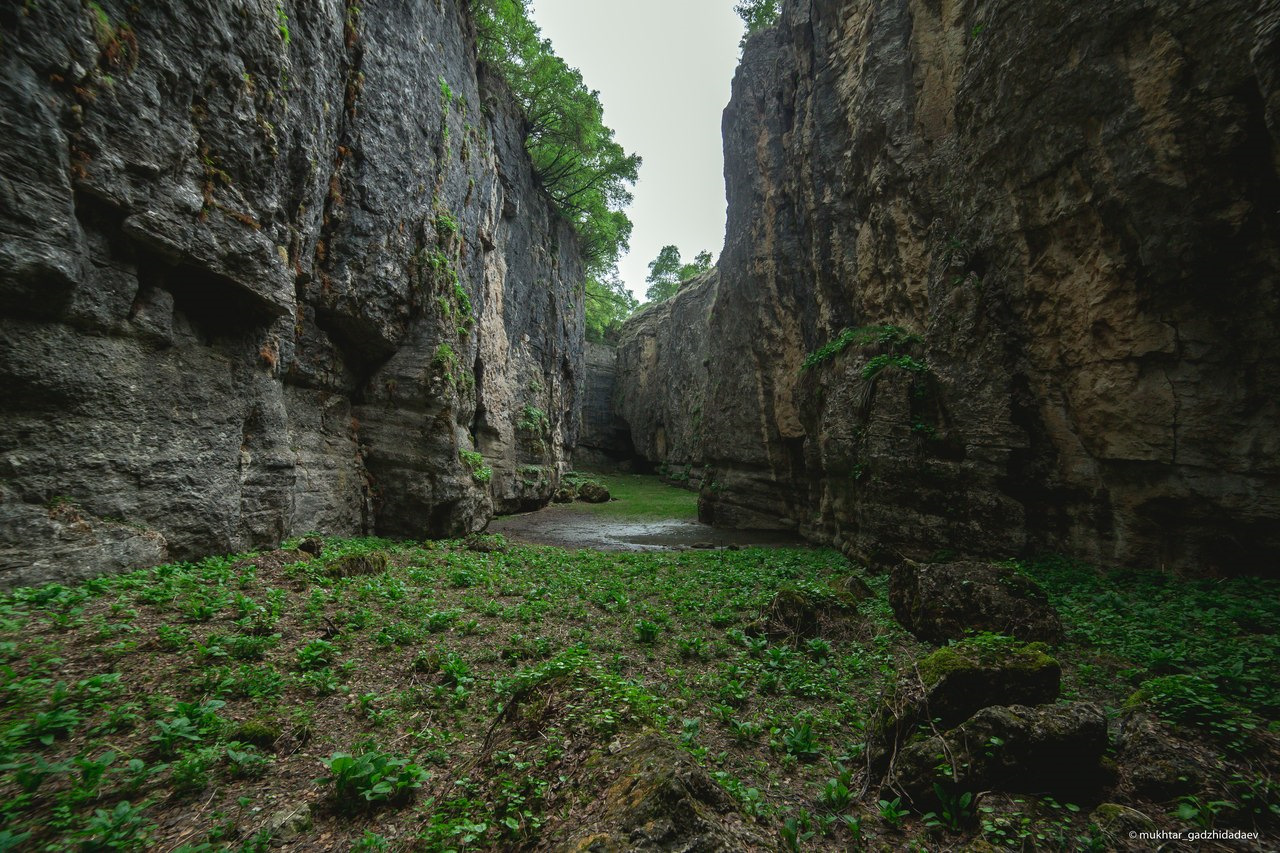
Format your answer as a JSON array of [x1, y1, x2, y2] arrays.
[[833, 574, 874, 602], [761, 583, 863, 641], [297, 537, 324, 557], [890, 559, 1062, 644], [232, 717, 282, 750], [914, 635, 1060, 728], [577, 481, 610, 503], [553, 483, 577, 503], [891, 702, 1109, 807], [1090, 802, 1155, 837], [553, 733, 769, 852], [869, 636, 1061, 777], [325, 550, 389, 578]]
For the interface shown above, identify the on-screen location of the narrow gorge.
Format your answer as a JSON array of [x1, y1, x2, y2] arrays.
[[1, 0, 1278, 850]]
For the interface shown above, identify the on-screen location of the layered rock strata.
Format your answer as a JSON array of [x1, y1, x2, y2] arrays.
[[0, 0, 583, 586], [617, 0, 1280, 572]]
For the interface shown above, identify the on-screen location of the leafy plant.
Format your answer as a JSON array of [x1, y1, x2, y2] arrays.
[[782, 720, 821, 760], [879, 796, 909, 828], [923, 783, 975, 831], [801, 324, 922, 371], [318, 746, 428, 807]]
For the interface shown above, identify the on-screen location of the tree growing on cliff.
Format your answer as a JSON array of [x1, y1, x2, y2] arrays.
[[471, 0, 640, 281], [644, 246, 713, 303], [586, 275, 638, 343], [735, 0, 780, 46]]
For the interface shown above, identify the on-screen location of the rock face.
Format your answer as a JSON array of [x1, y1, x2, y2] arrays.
[[576, 342, 633, 469], [0, 0, 583, 586], [615, 0, 1280, 572]]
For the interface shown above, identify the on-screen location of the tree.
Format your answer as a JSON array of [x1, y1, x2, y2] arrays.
[[471, 0, 640, 281], [734, 0, 780, 46], [585, 274, 638, 343], [645, 246, 714, 304], [679, 250, 713, 281]]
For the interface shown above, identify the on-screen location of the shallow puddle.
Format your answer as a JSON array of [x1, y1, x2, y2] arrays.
[[486, 502, 804, 551]]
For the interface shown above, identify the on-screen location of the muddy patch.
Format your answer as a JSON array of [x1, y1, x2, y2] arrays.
[[486, 503, 804, 551]]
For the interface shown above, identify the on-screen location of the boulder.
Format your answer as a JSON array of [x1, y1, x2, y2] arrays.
[[1113, 712, 1206, 802], [755, 583, 865, 641], [870, 636, 1060, 773], [325, 551, 389, 579], [892, 703, 1110, 807], [552, 734, 768, 852], [553, 484, 577, 503], [890, 560, 1063, 644], [577, 482, 611, 503], [298, 537, 324, 557]]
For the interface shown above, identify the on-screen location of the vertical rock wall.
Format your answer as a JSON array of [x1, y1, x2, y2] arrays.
[[617, 0, 1280, 572], [575, 341, 634, 470], [0, 0, 583, 586]]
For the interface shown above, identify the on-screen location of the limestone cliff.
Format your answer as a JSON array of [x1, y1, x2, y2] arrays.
[[0, 0, 583, 586], [576, 341, 633, 470], [617, 0, 1280, 572]]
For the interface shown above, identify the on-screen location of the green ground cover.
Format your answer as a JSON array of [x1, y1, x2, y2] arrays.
[[0, 537, 1276, 851]]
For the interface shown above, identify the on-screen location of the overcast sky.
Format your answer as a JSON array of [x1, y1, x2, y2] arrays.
[[526, 1, 744, 301]]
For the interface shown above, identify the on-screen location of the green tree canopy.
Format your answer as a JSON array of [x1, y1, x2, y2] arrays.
[[471, 0, 640, 281], [585, 275, 638, 343], [644, 246, 713, 303], [734, 0, 780, 46]]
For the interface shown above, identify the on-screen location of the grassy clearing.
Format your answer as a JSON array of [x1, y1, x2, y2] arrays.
[[568, 471, 698, 520], [0, 540, 1276, 851]]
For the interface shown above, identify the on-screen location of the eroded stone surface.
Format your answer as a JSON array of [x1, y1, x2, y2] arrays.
[[0, 0, 582, 586], [615, 0, 1280, 572]]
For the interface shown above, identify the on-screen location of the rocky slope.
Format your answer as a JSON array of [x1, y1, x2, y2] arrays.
[[617, 0, 1280, 572], [0, 0, 583, 587]]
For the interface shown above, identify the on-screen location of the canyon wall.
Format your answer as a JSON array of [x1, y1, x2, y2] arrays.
[[0, 0, 583, 586], [576, 341, 633, 470], [617, 0, 1280, 572]]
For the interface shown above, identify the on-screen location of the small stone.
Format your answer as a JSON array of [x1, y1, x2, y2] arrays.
[[265, 802, 311, 843], [298, 537, 323, 557]]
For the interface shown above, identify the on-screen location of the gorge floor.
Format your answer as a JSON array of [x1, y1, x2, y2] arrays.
[[0, 492, 1277, 850], [488, 473, 806, 551]]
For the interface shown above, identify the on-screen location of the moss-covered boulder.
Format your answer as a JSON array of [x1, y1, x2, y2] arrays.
[[297, 537, 324, 557], [325, 550, 389, 578], [914, 635, 1061, 728], [553, 483, 577, 503], [577, 481, 611, 503], [553, 734, 768, 852], [755, 582, 865, 641], [890, 560, 1063, 643], [892, 702, 1110, 807], [870, 635, 1061, 776]]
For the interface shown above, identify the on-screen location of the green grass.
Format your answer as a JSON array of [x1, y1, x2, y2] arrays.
[[571, 472, 698, 520]]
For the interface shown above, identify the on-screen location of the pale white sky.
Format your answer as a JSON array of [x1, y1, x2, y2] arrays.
[[527, 1, 744, 301]]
